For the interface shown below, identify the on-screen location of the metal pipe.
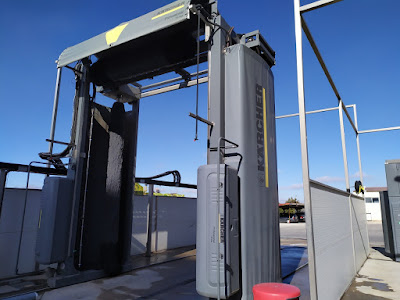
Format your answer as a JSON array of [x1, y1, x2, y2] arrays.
[[341, 101, 358, 134], [216, 137, 238, 300], [358, 126, 400, 134], [189, 112, 214, 126], [195, 10, 201, 141], [338, 100, 350, 192], [300, 0, 343, 13], [48, 67, 63, 161], [352, 104, 364, 183], [145, 184, 154, 257], [78, 106, 95, 268], [141, 76, 208, 98], [15, 162, 33, 274], [141, 70, 207, 91], [294, 1, 318, 299]]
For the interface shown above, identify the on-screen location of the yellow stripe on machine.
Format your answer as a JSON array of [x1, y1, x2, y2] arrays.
[[106, 23, 129, 45], [263, 88, 269, 188], [151, 5, 184, 20]]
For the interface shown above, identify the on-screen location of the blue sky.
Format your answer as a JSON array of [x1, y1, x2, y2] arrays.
[[0, 0, 399, 201]]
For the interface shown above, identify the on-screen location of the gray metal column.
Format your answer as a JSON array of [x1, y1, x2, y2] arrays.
[[0, 169, 7, 219], [353, 105, 364, 183], [146, 184, 154, 257], [294, 0, 318, 299], [338, 100, 350, 192], [48, 67, 62, 158], [67, 61, 91, 257], [207, 11, 227, 164]]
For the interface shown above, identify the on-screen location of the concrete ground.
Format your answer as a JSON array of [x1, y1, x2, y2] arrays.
[[342, 248, 400, 300], [1, 221, 397, 300]]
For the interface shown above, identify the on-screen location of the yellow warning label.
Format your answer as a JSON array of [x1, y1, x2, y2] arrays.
[[106, 23, 128, 45], [263, 88, 269, 188]]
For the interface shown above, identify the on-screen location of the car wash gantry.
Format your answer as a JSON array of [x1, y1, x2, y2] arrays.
[[37, 1, 280, 299]]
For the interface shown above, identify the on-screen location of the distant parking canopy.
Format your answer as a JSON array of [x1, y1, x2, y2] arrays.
[[57, 0, 210, 87]]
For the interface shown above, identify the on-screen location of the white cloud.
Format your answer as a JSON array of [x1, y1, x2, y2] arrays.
[[315, 176, 344, 184]]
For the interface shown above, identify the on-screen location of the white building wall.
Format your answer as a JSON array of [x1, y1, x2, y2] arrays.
[[364, 191, 382, 221]]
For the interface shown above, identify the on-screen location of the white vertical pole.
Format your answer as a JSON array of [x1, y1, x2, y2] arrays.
[[146, 184, 154, 257], [338, 101, 350, 192], [294, 1, 318, 299], [353, 105, 364, 183], [48, 67, 62, 159]]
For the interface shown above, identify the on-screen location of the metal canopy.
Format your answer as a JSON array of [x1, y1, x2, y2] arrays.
[[57, 0, 194, 68]]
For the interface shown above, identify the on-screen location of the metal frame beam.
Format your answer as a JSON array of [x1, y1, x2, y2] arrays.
[[141, 76, 208, 98], [300, 0, 343, 13], [276, 104, 353, 119], [48, 67, 62, 162], [358, 126, 400, 134], [140, 70, 208, 91]]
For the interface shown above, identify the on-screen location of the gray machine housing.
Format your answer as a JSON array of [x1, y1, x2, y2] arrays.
[[385, 159, 400, 261], [196, 164, 239, 299], [379, 191, 395, 256], [197, 43, 281, 299], [225, 44, 281, 296], [36, 177, 73, 264]]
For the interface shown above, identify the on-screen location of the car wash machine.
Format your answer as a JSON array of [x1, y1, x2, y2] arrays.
[[35, 1, 281, 299]]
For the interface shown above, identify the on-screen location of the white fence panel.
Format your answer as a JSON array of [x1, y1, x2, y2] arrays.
[[309, 180, 369, 300], [131, 195, 197, 255]]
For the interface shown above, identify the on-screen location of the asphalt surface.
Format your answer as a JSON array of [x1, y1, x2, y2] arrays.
[[279, 221, 385, 247]]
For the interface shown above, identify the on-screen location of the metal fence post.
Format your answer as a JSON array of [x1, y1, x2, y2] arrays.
[[146, 184, 154, 257], [294, 0, 318, 299], [338, 101, 350, 192], [353, 105, 363, 183]]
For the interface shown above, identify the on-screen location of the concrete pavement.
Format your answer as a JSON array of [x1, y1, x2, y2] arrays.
[[342, 247, 400, 300], [3, 221, 398, 300]]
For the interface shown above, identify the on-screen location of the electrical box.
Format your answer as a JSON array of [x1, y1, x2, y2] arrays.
[[385, 159, 400, 262], [196, 164, 239, 299], [36, 177, 73, 264]]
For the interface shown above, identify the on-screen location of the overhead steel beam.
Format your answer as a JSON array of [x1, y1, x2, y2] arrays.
[[358, 126, 400, 134], [300, 0, 343, 13], [141, 70, 208, 91], [141, 76, 208, 98]]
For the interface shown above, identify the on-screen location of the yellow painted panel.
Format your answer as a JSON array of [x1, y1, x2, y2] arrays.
[[263, 88, 269, 188], [106, 23, 128, 45]]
